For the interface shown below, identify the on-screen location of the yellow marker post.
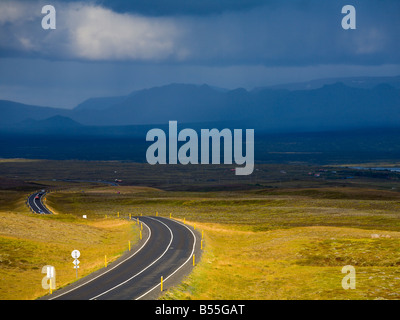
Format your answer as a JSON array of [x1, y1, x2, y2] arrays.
[[194, 224, 196, 230], [160, 276, 163, 291], [49, 278, 52, 295], [137, 218, 139, 224], [201, 240, 203, 250], [184, 218, 186, 224], [169, 213, 172, 219], [141, 223, 143, 230], [156, 211, 158, 217], [193, 254, 195, 266], [140, 230, 142, 240], [129, 240, 131, 251], [117, 212, 119, 218]]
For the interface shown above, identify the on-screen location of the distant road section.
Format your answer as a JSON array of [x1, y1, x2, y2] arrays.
[[27, 191, 52, 214]]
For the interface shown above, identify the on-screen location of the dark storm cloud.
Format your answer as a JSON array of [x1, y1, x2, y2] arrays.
[[0, 0, 398, 66], [60, 0, 271, 16], [0, 0, 399, 108], [179, 0, 400, 66]]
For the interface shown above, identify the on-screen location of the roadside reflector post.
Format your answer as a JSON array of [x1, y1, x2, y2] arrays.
[[140, 230, 142, 240], [201, 240, 203, 250], [42, 265, 56, 294], [117, 212, 119, 218], [137, 218, 139, 224], [141, 223, 143, 230], [129, 240, 131, 251], [193, 254, 195, 266], [184, 218, 186, 224], [169, 213, 172, 219], [71, 250, 80, 279], [47, 266, 55, 294], [194, 224, 196, 230], [156, 211, 158, 217], [161, 276, 163, 291]]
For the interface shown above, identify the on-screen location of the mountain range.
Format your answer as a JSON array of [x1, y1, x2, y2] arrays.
[[1, 75, 399, 134]]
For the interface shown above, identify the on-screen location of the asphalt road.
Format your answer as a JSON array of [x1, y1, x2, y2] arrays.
[[43, 216, 200, 300], [27, 191, 52, 214]]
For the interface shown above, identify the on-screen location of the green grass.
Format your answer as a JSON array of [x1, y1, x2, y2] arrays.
[[297, 238, 400, 267], [42, 184, 400, 300], [0, 191, 140, 300], [46, 186, 400, 232], [2, 159, 400, 300], [162, 225, 400, 300]]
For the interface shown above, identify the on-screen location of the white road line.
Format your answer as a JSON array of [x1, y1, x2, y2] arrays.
[[39, 192, 49, 214], [135, 217, 197, 300], [49, 218, 152, 300], [89, 217, 174, 300], [49, 216, 196, 301], [31, 193, 42, 212]]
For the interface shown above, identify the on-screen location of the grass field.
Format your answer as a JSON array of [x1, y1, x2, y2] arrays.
[[0, 180, 139, 300], [46, 184, 400, 300], [1, 159, 400, 300]]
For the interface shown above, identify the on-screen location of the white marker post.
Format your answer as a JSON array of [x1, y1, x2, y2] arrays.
[[71, 249, 80, 279], [42, 265, 56, 294]]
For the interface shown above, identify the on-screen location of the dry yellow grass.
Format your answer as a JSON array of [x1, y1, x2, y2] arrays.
[[3, 176, 400, 300], [0, 210, 139, 300], [83, 186, 163, 194], [43, 185, 400, 300], [163, 222, 400, 300]]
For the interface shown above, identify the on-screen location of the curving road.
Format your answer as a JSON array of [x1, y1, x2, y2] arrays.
[[42, 216, 200, 300], [28, 191, 52, 214]]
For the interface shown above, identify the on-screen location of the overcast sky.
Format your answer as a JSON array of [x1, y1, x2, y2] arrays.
[[0, 0, 399, 108]]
